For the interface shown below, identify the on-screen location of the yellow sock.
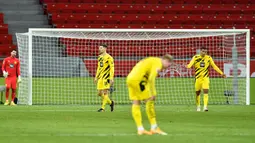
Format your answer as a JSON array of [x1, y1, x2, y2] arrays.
[[101, 94, 112, 109], [105, 94, 112, 104], [146, 100, 157, 129], [132, 104, 143, 128], [204, 94, 208, 107], [101, 96, 107, 109], [196, 95, 200, 107]]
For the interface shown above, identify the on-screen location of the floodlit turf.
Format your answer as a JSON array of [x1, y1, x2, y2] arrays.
[[0, 105, 255, 143], [0, 77, 249, 105]]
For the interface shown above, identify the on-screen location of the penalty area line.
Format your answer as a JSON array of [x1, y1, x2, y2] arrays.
[[0, 133, 137, 137], [1, 133, 252, 137], [57, 133, 137, 137], [56, 133, 253, 137]]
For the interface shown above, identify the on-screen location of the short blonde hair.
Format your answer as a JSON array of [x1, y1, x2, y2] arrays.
[[162, 54, 173, 62]]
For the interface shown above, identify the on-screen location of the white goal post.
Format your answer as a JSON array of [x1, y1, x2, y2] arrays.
[[16, 29, 250, 105]]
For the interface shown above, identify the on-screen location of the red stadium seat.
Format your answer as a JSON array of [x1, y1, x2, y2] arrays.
[[0, 24, 8, 34], [0, 35, 12, 44], [0, 35, 13, 44], [46, 4, 170, 14], [52, 13, 255, 25], [51, 13, 171, 24], [240, 5, 255, 14], [45, 3, 255, 15], [41, 0, 255, 4], [0, 45, 17, 57], [42, 0, 255, 59], [69, 0, 82, 3]]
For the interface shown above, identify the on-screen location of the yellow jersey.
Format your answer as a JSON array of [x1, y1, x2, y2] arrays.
[[95, 53, 114, 80], [187, 55, 223, 79], [127, 57, 162, 95]]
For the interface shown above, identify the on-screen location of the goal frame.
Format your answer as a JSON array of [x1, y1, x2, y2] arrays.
[[26, 28, 250, 105]]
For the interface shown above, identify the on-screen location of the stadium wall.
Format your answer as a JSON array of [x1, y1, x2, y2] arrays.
[[33, 57, 89, 77]]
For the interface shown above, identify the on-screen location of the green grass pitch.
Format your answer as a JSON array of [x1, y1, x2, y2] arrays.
[[0, 77, 249, 105], [0, 105, 255, 143], [0, 78, 254, 143]]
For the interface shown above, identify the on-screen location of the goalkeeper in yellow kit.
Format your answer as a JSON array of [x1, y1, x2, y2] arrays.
[[127, 54, 173, 135], [94, 44, 114, 112], [186, 47, 226, 112]]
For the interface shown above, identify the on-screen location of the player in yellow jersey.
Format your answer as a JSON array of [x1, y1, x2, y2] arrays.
[[94, 44, 114, 112], [127, 54, 173, 135], [186, 47, 226, 112]]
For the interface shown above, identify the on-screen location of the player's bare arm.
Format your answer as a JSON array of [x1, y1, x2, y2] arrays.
[[186, 56, 195, 69], [210, 56, 226, 78], [94, 69, 98, 83]]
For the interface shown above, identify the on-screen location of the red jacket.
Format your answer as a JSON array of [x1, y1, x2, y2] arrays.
[[2, 56, 20, 78]]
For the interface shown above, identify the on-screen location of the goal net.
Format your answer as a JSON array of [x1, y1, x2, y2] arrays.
[[16, 29, 250, 105]]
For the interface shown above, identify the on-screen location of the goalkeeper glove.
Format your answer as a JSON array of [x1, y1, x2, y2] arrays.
[[109, 85, 115, 94], [3, 71, 8, 78], [18, 76, 22, 83]]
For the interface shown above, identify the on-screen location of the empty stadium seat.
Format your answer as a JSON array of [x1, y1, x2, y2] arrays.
[[45, 4, 255, 15], [0, 12, 15, 59], [54, 23, 193, 28], [50, 13, 255, 25], [0, 45, 17, 57], [0, 24, 8, 34], [55, 23, 245, 29], [0, 35, 13, 44], [41, 0, 255, 4], [46, 4, 204, 14], [40, 0, 255, 60]]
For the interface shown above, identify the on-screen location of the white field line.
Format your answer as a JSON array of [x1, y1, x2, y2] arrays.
[[0, 109, 194, 112], [0, 133, 137, 137], [0, 133, 252, 137]]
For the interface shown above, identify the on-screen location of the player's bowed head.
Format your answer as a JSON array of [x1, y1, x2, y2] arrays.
[[161, 54, 174, 69]]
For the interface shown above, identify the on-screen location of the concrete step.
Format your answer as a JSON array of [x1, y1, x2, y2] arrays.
[[0, 0, 39, 5], [0, 2, 52, 45], [9, 26, 52, 35], [10, 25, 52, 35], [6, 20, 49, 25], [2, 10, 44, 15], [9, 24, 52, 29], [10, 25, 53, 43], [0, 4, 42, 11], [4, 14, 48, 21]]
